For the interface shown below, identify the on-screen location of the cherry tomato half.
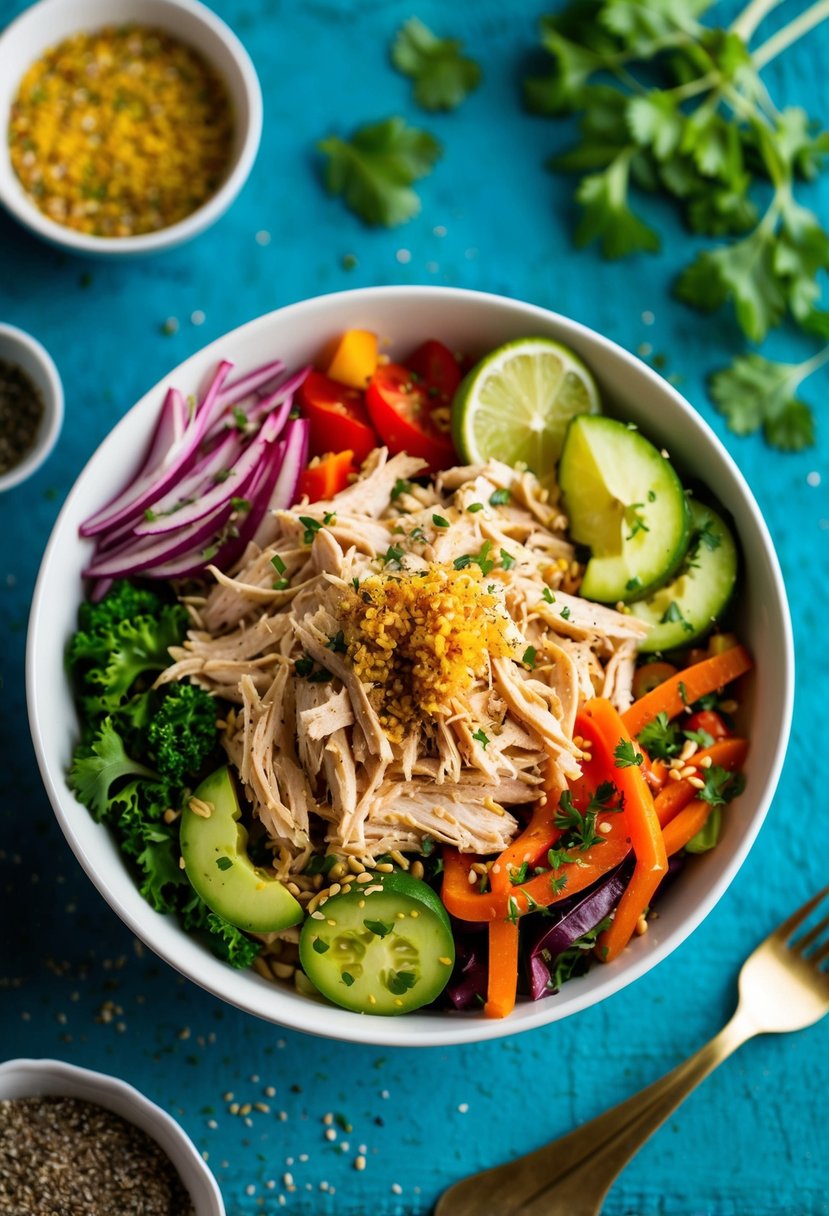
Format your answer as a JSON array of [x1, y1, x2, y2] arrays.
[[406, 339, 463, 401], [299, 371, 377, 466], [365, 362, 457, 473], [684, 710, 730, 741]]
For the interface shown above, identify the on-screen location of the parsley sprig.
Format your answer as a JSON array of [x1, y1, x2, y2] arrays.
[[554, 782, 621, 851], [525, 0, 829, 451]]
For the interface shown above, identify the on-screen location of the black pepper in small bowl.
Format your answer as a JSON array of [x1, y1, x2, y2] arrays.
[[0, 358, 45, 476], [0, 1095, 196, 1215]]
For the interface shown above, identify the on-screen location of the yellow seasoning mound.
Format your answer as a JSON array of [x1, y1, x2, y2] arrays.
[[8, 25, 234, 238]]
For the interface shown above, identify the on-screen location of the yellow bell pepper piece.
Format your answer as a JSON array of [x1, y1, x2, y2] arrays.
[[324, 330, 379, 388]]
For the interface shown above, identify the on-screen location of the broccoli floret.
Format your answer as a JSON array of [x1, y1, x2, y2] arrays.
[[78, 580, 164, 632], [146, 682, 219, 784]]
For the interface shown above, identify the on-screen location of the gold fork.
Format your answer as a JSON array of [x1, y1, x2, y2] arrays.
[[436, 885, 829, 1216]]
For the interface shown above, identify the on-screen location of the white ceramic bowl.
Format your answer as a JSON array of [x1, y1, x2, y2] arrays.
[[26, 286, 794, 1046], [0, 322, 63, 491], [0, 1057, 225, 1214], [0, 0, 262, 257]]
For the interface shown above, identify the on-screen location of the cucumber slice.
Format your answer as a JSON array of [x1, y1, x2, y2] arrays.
[[180, 766, 303, 934], [558, 415, 691, 603], [299, 871, 455, 1015], [628, 501, 738, 653]]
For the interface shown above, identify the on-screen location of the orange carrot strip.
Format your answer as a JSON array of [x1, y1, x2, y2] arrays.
[[622, 645, 753, 738], [662, 799, 712, 856], [597, 861, 665, 964], [654, 737, 749, 827], [581, 698, 667, 874], [484, 918, 520, 1019]]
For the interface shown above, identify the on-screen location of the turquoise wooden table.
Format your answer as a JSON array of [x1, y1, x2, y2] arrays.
[[1, 1, 828, 1212]]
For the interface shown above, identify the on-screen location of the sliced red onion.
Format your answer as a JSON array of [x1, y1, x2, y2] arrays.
[[136, 388, 188, 479], [214, 359, 286, 413], [80, 362, 233, 537], [247, 366, 310, 426], [252, 418, 308, 546], [133, 420, 277, 537], [83, 501, 232, 579], [132, 430, 244, 536], [525, 860, 633, 1001]]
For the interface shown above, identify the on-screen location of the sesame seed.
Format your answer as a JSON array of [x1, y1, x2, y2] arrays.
[[457, 1103, 469, 1113], [392, 1182, 403, 1195], [255, 229, 271, 245], [355, 1155, 367, 1171], [395, 249, 411, 264], [190, 309, 205, 326], [246, 1183, 255, 1196]]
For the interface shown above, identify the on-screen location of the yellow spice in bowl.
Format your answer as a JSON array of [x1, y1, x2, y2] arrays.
[[8, 24, 234, 238]]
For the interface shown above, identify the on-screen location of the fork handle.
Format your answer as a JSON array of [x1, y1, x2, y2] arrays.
[[441, 1006, 757, 1216]]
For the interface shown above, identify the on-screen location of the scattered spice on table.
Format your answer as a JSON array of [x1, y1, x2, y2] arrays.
[[0, 1095, 195, 1215], [0, 358, 44, 475], [9, 25, 234, 237]]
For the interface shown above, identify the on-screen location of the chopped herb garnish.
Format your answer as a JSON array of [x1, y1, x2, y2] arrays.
[[625, 576, 642, 593], [637, 711, 681, 760], [509, 861, 529, 885], [271, 553, 287, 574], [506, 895, 520, 924], [382, 544, 405, 567], [472, 727, 490, 749], [273, 578, 289, 591], [698, 765, 746, 807], [660, 601, 692, 631], [300, 515, 322, 544], [613, 738, 643, 768], [454, 540, 495, 575], [560, 605, 571, 620], [304, 853, 337, 876], [432, 514, 450, 528], [549, 874, 568, 897], [364, 919, 393, 938], [522, 645, 537, 669], [232, 405, 247, 430], [391, 477, 414, 501], [351, 576, 360, 590], [327, 631, 347, 653], [386, 969, 417, 995], [542, 587, 555, 604], [230, 497, 251, 512], [421, 837, 436, 856], [308, 667, 334, 683], [323, 511, 337, 525], [216, 857, 233, 871], [684, 727, 715, 749], [467, 502, 484, 513], [678, 680, 689, 706], [500, 549, 515, 570], [341, 971, 355, 987], [201, 544, 219, 561], [144, 508, 157, 522], [489, 487, 511, 505], [214, 468, 232, 483], [294, 655, 315, 678], [313, 937, 330, 954]]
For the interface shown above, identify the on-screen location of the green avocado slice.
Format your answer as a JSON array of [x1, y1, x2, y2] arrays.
[[180, 766, 302, 933]]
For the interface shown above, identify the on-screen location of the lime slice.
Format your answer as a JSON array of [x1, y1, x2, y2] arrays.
[[451, 337, 600, 482]]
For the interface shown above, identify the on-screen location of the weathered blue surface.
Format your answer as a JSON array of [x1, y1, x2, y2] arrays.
[[1, 1, 828, 1212]]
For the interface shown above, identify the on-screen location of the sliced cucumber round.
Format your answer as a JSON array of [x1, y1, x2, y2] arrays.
[[558, 415, 691, 603], [629, 501, 738, 653], [299, 871, 455, 1016]]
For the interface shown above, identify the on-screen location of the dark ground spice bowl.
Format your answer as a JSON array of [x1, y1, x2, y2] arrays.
[[0, 324, 62, 492], [0, 1057, 224, 1214]]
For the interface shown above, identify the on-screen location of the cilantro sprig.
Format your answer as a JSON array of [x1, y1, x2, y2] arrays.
[[318, 116, 442, 228], [525, 0, 829, 450], [391, 18, 482, 112]]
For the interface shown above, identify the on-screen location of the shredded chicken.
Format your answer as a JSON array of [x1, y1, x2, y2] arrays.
[[160, 452, 650, 864]]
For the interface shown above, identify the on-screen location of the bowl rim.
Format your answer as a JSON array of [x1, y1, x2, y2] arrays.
[[26, 285, 795, 1046], [0, 1057, 225, 1214], [0, 0, 262, 256], [0, 321, 64, 491]]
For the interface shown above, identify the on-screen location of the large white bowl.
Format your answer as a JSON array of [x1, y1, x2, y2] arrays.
[[0, 1058, 224, 1214], [0, 0, 262, 257], [26, 286, 793, 1046]]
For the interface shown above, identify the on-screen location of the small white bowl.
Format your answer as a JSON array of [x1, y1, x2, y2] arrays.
[[0, 323, 63, 491], [27, 286, 794, 1047], [0, 0, 262, 257], [0, 1058, 225, 1214]]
